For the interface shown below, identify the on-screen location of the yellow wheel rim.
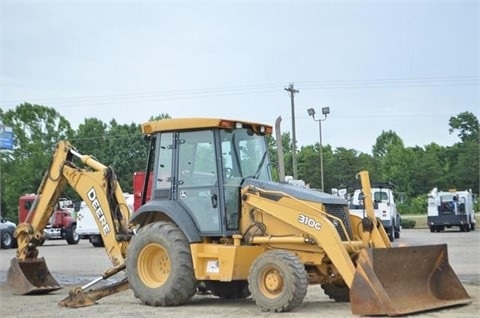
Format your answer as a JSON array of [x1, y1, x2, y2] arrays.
[[137, 243, 170, 288], [259, 266, 284, 298]]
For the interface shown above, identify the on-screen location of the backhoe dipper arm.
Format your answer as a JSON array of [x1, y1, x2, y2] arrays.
[[15, 140, 131, 265], [9, 140, 132, 296], [15, 141, 73, 260]]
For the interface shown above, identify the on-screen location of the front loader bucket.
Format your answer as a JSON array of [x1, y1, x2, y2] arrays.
[[7, 257, 63, 295], [350, 244, 471, 316]]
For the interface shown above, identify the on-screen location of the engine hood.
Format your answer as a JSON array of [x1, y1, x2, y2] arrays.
[[241, 178, 347, 206]]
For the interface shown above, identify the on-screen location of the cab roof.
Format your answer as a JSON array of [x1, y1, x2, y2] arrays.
[[141, 118, 272, 135]]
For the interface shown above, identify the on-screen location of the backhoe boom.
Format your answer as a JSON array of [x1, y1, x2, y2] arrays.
[[8, 140, 132, 296]]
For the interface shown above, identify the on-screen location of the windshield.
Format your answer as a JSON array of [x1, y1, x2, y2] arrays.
[[220, 127, 271, 182]]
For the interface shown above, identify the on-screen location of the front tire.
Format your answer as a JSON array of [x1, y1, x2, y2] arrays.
[[387, 225, 394, 242], [90, 235, 105, 247], [394, 223, 400, 239], [66, 224, 80, 245], [248, 250, 308, 312], [126, 221, 197, 306]]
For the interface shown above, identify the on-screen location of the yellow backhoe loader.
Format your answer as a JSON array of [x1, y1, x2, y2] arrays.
[[8, 118, 471, 316]]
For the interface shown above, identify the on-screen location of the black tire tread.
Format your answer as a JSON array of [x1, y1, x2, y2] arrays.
[[205, 280, 250, 299], [1, 230, 14, 249], [248, 249, 308, 312], [321, 283, 350, 302], [126, 221, 197, 307], [66, 224, 80, 245]]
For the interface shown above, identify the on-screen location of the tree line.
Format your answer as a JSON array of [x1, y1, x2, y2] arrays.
[[1, 103, 478, 223]]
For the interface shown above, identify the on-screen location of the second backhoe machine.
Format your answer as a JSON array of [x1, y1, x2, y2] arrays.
[[8, 117, 471, 316]]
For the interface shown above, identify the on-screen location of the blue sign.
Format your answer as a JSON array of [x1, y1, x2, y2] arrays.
[[0, 124, 14, 150]]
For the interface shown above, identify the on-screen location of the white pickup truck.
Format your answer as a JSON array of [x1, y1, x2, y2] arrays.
[[76, 193, 134, 247], [348, 186, 401, 242]]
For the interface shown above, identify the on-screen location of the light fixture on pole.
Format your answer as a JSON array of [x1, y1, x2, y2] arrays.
[[307, 107, 330, 192]]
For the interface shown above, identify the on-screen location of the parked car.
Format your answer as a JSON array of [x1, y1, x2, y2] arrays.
[[0, 216, 17, 249]]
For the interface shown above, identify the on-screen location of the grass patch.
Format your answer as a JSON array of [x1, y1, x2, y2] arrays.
[[401, 213, 480, 229]]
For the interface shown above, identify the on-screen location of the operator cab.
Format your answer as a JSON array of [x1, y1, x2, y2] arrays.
[[138, 118, 272, 238]]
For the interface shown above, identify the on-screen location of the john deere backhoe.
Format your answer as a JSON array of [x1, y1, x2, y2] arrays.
[[8, 118, 471, 316]]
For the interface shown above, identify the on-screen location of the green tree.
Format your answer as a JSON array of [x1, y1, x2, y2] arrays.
[[149, 113, 171, 121], [447, 111, 480, 194], [73, 118, 150, 194], [372, 130, 404, 158], [279, 132, 293, 178], [327, 147, 373, 190], [409, 144, 448, 195], [71, 118, 109, 164], [297, 144, 319, 188], [104, 120, 148, 193], [448, 111, 479, 143], [372, 131, 417, 196], [449, 141, 480, 194], [0, 103, 74, 222]]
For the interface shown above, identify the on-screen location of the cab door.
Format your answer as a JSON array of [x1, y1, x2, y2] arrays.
[[177, 130, 221, 234]]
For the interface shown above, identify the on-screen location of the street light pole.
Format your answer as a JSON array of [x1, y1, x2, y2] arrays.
[[307, 107, 330, 192]]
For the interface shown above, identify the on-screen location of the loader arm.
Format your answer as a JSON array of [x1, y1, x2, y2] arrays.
[[240, 185, 360, 287], [8, 140, 132, 295], [239, 170, 390, 288], [240, 179, 471, 316], [355, 170, 391, 247]]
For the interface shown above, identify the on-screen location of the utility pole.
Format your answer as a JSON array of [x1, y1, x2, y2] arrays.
[[284, 83, 299, 180]]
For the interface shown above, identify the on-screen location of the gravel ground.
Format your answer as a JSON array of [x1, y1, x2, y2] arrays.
[[1, 228, 479, 317]]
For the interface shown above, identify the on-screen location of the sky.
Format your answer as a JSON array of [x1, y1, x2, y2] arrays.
[[1, 0, 478, 154]]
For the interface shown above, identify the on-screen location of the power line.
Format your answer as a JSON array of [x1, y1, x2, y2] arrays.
[[299, 76, 478, 89], [2, 76, 478, 108]]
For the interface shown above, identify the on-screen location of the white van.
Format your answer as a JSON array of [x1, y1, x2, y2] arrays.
[[349, 187, 401, 242], [76, 193, 134, 247]]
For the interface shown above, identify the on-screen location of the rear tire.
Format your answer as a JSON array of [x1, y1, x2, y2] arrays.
[[204, 280, 250, 299], [321, 283, 350, 302], [126, 221, 197, 306], [248, 250, 308, 312]]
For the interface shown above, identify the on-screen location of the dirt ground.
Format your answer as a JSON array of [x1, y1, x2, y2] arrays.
[[1, 228, 479, 317], [0, 282, 479, 318]]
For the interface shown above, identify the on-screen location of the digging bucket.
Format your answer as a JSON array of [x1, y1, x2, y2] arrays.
[[7, 257, 63, 295], [350, 244, 471, 316]]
